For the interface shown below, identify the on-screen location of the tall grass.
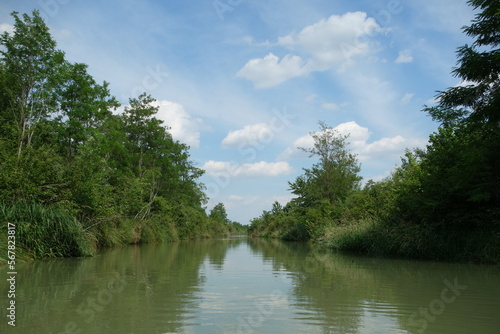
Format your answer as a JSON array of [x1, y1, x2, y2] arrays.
[[0, 201, 94, 259], [91, 215, 181, 247], [319, 219, 500, 263], [0, 201, 231, 264]]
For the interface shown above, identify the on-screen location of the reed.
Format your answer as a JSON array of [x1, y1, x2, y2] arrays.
[[0, 201, 94, 260], [320, 219, 500, 263], [0, 201, 231, 264]]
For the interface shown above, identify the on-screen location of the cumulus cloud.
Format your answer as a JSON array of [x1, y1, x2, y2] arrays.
[[278, 12, 381, 66], [115, 100, 205, 148], [395, 49, 413, 64], [237, 12, 383, 88], [222, 123, 274, 148], [278, 121, 426, 162], [202, 161, 292, 178], [154, 100, 206, 149], [236, 53, 308, 89]]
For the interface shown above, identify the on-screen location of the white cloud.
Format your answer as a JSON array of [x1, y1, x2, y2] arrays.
[[395, 49, 413, 64], [237, 12, 383, 88], [401, 93, 414, 104], [154, 100, 206, 149], [202, 161, 292, 178], [278, 121, 426, 163], [278, 12, 381, 68], [236, 53, 308, 89], [115, 100, 205, 148], [222, 123, 274, 148], [0, 23, 14, 34]]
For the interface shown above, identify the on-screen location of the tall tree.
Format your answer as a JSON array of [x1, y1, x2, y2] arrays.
[[0, 10, 65, 160], [209, 203, 229, 224], [289, 122, 361, 207], [426, 0, 499, 124], [56, 62, 118, 159], [405, 0, 500, 230]]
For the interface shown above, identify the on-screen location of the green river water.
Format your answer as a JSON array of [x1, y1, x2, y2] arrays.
[[1, 237, 499, 333]]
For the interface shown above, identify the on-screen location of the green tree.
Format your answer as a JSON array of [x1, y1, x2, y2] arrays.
[[0, 9, 230, 259], [209, 203, 229, 224], [404, 0, 500, 231], [425, 0, 499, 124], [286, 122, 362, 238], [55, 62, 118, 160], [289, 122, 361, 208], [118, 93, 206, 217], [0, 10, 66, 160]]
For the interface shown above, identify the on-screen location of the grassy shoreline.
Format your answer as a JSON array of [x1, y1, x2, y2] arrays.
[[0, 201, 230, 265], [250, 216, 500, 264], [317, 219, 500, 264]]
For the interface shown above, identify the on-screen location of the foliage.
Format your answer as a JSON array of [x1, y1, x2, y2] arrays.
[[227, 221, 249, 235], [425, 0, 499, 124], [289, 121, 361, 208], [0, 201, 94, 258], [410, 0, 500, 233], [209, 202, 230, 224], [0, 10, 230, 262], [251, 122, 362, 241], [250, 1, 500, 262]]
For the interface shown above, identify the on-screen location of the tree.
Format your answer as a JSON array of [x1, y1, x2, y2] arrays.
[[407, 0, 500, 231], [425, 0, 499, 124], [55, 62, 118, 159], [0, 10, 66, 160], [209, 203, 229, 224], [0, 10, 229, 254], [289, 121, 361, 207]]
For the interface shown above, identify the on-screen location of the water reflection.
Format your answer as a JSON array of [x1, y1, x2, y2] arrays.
[[0, 237, 499, 334], [247, 238, 500, 334]]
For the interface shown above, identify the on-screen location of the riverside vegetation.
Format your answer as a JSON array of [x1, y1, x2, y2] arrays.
[[0, 11, 246, 263], [1, 0, 498, 265], [249, 0, 500, 263]]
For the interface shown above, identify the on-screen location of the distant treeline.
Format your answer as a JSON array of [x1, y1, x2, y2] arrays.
[[249, 0, 500, 263], [0, 10, 246, 262]]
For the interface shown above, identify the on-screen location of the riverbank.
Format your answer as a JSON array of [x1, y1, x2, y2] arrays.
[[0, 201, 232, 265], [249, 210, 500, 264], [317, 219, 500, 264]]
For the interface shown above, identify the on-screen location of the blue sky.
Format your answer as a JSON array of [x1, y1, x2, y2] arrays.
[[0, 0, 476, 224]]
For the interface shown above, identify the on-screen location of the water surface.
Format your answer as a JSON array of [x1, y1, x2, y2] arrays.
[[1, 237, 499, 333]]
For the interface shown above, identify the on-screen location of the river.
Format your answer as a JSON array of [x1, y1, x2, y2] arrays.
[[1, 237, 499, 333]]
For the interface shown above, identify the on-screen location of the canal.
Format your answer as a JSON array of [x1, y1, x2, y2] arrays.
[[1, 237, 499, 333]]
